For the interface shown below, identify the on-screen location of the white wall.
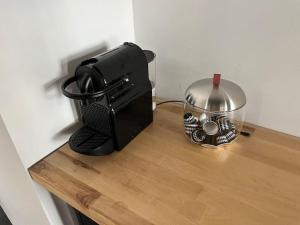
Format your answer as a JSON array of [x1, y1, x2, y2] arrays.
[[0, 0, 134, 169], [133, 0, 300, 137], [0, 0, 134, 224], [0, 115, 51, 225]]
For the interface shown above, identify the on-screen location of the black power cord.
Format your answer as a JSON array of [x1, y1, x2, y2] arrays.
[[156, 100, 183, 106]]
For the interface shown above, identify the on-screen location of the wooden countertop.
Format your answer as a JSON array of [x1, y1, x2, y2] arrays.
[[29, 104, 300, 225]]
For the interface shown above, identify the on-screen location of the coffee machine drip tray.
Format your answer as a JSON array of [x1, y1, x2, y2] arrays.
[[69, 126, 114, 156], [68, 102, 114, 155]]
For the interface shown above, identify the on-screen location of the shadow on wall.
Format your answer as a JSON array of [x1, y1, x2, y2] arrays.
[[52, 195, 80, 225], [0, 206, 12, 225], [43, 42, 108, 140]]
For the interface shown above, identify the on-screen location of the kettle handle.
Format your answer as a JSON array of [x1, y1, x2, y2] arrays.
[[61, 76, 130, 100]]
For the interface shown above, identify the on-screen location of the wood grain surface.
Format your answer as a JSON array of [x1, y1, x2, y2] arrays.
[[29, 104, 300, 225]]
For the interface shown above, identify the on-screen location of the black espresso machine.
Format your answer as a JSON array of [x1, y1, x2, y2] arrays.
[[62, 42, 154, 155]]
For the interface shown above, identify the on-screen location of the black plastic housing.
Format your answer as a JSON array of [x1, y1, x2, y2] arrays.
[[62, 42, 153, 155]]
